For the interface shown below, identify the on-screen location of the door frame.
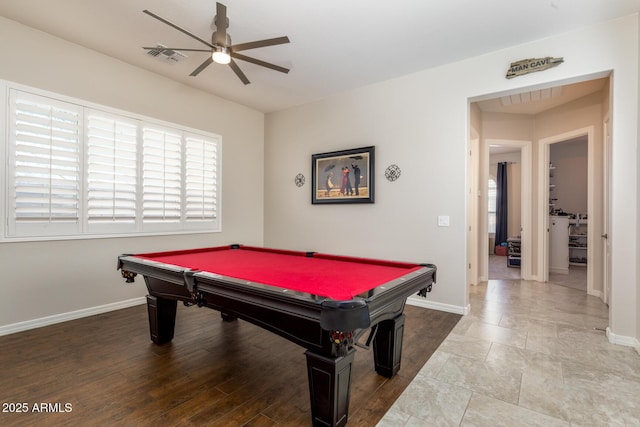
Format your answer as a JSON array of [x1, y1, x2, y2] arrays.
[[537, 126, 597, 296], [468, 137, 480, 286], [477, 139, 532, 282], [602, 114, 611, 305]]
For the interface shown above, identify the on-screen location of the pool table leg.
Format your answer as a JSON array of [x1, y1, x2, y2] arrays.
[[305, 349, 355, 427], [373, 313, 405, 378], [146, 295, 177, 344], [220, 312, 237, 322]]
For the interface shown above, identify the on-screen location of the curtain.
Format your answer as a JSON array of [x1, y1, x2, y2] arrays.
[[495, 162, 508, 252]]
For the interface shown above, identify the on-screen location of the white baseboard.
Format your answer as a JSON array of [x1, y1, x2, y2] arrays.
[[407, 295, 469, 315], [606, 327, 640, 354], [0, 297, 147, 337], [588, 289, 603, 299]]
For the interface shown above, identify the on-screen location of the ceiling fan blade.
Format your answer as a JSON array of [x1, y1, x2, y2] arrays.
[[143, 10, 215, 49], [231, 52, 289, 74], [143, 47, 211, 52], [230, 36, 290, 52], [228, 59, 250, 85], [190, 57, 214, 76], [213, 2, 228, 46]]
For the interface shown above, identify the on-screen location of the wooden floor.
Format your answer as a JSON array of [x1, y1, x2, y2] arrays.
[[0, 303, 460, 426]]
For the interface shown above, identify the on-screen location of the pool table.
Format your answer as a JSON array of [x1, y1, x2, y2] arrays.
[[117, 244, 435, 427]]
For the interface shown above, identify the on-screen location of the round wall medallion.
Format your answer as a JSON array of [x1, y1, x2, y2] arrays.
[[385, 164, 401, 182], [295, 173, 306, 187]]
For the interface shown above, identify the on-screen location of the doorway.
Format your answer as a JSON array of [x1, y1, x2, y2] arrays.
[[468, 74, 610, 302], [484, 141, 532, 282], [543, 134, 590, 292]]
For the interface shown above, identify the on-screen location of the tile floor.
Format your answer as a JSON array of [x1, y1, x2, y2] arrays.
[[488, 253, 588, 292], [377, 279, 640, 426]]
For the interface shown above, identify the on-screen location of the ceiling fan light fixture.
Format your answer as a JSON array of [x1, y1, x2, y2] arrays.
[[143, 4, 289, 83], [212, 46, 231, 64]]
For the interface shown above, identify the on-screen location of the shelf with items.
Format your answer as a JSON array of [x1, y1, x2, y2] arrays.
[[568, 219, 587, 266], [507, 237, 521, 268], [549, 164, 557, 212]]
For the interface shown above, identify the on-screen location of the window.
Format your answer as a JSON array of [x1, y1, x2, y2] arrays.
[[142, 126, 183, 225], [488, 178, 497, 234], [5, 87, 221, 240], [86, 111, 138, 232], [8, 91, 83, 237], [184, 134, 218, 223]]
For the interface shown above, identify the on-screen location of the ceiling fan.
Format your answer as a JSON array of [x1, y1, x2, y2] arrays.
[[142, 2, 290, 85]]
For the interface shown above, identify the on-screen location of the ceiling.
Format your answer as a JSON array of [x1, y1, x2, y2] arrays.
[[477, 77, 609, 115], [1, 0, 639, 113]]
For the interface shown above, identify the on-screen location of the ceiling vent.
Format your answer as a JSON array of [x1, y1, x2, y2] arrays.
[[145, 44, 187, 64]]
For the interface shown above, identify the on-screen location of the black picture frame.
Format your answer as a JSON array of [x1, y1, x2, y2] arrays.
[[311, 146, 375, 204]]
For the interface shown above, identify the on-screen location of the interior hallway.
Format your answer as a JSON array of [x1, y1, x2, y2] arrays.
[[377, 278, 640, 426]]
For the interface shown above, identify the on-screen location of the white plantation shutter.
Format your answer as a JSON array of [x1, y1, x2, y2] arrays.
[[5, 86, 221, 240], [8, 90, 82, 236], [142, 127, 182, 224], [185, 134, 218, 222], [86, 111, 138, 230]]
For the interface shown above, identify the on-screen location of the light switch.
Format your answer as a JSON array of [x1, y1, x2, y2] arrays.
[[438, 216, 450, 227]]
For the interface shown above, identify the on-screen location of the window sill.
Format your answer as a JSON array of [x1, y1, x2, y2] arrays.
[[1, 228, 221, 243]]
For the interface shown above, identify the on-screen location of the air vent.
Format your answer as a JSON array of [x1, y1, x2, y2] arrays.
[[146, 44, 187, 64]]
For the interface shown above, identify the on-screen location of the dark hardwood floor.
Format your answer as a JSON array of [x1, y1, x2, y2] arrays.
[[0, 302, 460, 426]]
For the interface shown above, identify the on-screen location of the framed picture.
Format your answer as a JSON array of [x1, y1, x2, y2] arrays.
[[311, 146, 375, 204]]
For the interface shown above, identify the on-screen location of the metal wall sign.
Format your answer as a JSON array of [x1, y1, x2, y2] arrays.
[[506, 57, 564, 79]]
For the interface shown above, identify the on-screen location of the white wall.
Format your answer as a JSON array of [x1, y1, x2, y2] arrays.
[[264, 14, 639, 342], [265, 76, 470, 312], [483, 113, 534, 141], [0, 17, 265, 330], [550, 140, 588, 215]]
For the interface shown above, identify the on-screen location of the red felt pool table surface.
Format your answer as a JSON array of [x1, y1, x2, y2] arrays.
[[136, 245, 423, 300]]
